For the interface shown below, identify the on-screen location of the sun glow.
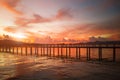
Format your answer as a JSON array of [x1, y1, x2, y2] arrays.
[[13, 33, 27, 40]]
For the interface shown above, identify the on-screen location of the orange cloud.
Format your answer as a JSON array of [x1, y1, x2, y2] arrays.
[[109, 33, 120, 40], [0, 0, 22, 15], [4, 27, 17, 33], [55, 19, 120, 40], [15, 8, 73, 26]]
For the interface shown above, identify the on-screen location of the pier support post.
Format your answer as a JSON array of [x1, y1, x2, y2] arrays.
[[98, 48, 102, 61], [61, 47, 63, 58], [30, 47, 32, 55], [76, 47, 78, 59], [17, 47, 18, 54], [36, 47, 39, 56], [69, 47, 71, 58], [53, 47, 55, 57], [58, 47, 59, 57], [86, 48, 90, 60], [88, 48, 91, 60], [40, 47, 42, 56], [9, 47, 11, 53], [21, 47, 22, 55], [66, 47, 68, 58], [78, 48, 81, 59], [113, 48, 116, 62], [5, 47, 7, 53], [50, 47, 51, 57], [3, 47, 5, 52], [13, 47, 14, 54], [47, 45, 48, 56], [25, 47, 27, 55], [2, 47, 4, 52], [0, 47, 1, 52]]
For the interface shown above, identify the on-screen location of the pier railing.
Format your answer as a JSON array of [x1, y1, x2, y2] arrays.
[[0, 40, 120, 62]]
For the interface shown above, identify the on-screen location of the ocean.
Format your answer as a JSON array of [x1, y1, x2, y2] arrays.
[[0, 48, 120, 80]]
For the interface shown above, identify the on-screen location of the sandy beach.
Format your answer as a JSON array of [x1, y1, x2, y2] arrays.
[[0, 53, 120, 80]]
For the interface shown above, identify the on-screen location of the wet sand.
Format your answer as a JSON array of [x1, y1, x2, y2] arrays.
[[0, 53, 120, 80]]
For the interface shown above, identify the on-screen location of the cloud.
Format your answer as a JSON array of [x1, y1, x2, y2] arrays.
[[30, 14, 52, 23], [0, 0, 22, 15], [55, 8, 73, 20], [57, 16, 120, 40], [3, 27, 17, 33], [15, 14, 52, 26], [110, 33, 120, 40], [15, 8, 73, 26], [14, 17, 30, 26]]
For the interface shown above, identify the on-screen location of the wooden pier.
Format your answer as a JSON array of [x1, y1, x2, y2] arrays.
[[0, 40, 120, 62]]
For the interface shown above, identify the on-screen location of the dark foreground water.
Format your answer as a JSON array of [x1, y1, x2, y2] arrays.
[[0, 53, 120, 80]]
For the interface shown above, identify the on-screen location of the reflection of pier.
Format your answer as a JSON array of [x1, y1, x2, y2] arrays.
[[0, 40, 120, 62]]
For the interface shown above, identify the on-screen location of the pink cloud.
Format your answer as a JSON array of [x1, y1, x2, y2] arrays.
[[15, 8, 73, 26], [0, 0, 22, 15]]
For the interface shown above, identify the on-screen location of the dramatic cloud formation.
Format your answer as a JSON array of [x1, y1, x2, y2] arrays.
[[0, 0, 120, 42], [15, 8, 73, 26], [0, 0, 22, 15], [15, 14, 51, 26]]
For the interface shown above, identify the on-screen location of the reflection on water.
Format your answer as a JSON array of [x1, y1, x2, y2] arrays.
[[0, 52, 120, 80], [0, 53, 65, 80]]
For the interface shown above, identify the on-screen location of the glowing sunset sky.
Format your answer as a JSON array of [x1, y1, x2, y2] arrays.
[[0, 0, 120, 43]]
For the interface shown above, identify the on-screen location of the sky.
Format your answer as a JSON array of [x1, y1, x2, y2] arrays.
[[0, 0, 120, 43]]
